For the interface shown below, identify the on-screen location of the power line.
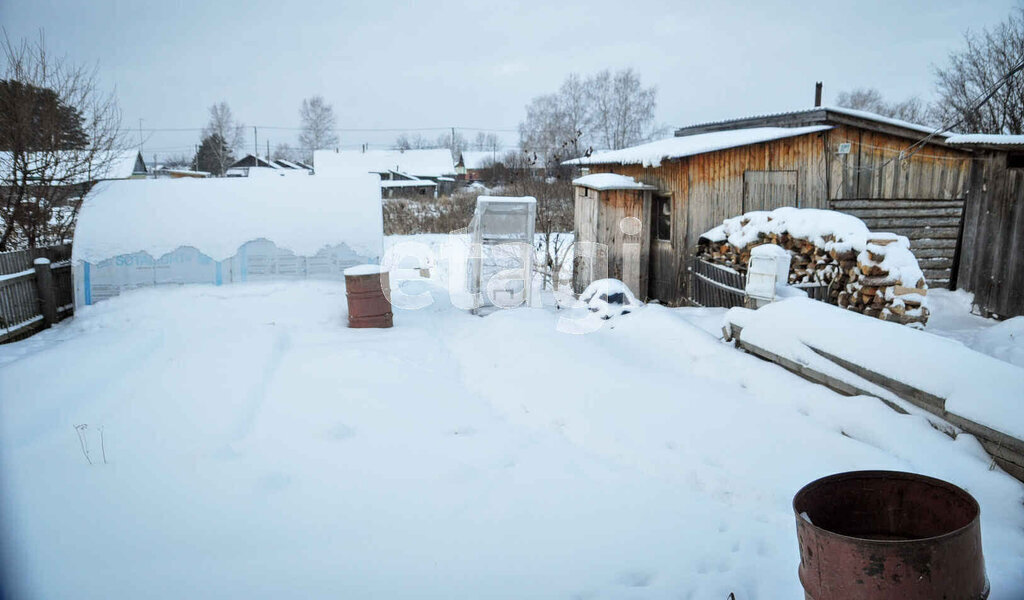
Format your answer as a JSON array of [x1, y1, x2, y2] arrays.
[[135, 125, 519, 133]]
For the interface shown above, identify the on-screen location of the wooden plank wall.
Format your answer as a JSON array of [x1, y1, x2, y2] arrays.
[[583, 126, 972, 303], [956, 152, 1024, 318], [831, 198, 963, 287]]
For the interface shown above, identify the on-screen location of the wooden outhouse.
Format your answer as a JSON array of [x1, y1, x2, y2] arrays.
[[572, 173, 656, 298], [568, 107, 973, 305]]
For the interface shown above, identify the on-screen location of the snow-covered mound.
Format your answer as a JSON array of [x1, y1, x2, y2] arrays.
[[580, 278, 643, 320]]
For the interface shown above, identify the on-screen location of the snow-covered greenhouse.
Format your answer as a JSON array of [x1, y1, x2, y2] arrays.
[[72, 176, 383, 306]]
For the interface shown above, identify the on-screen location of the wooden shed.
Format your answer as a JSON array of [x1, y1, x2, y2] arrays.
[[947, 134, 1024, 318], [568, 107, 972, 305]]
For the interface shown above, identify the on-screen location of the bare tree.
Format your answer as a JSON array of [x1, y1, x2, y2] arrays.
[[435, 130, 467, 158], [298, 95, 339, 160], [588, 68, 658, 150], [519, 69, 659, 164], [472, 131, 502, 152], [932, 8, 1024, 134], [201, 101, 244, 176], [500, 152, 574, 291], [272, 142, 300, 163], [835, 87, 929, 124], [0, 31, 128, 250]]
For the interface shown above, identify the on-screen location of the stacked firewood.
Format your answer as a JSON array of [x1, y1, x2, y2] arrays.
[[698, 228, 929, 326]]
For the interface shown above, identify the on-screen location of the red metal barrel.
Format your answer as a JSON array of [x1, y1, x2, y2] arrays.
[[793, 470, 987, 600], [344, 266, 393, 328]]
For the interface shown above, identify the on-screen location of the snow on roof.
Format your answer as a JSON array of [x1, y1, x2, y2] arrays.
[[244, 165, 310, 177], [0, 149, 144, 184], [72, 175, 383, 264], [381, 179, 436, 188], [945, 134, 1024, 147], [566, 126, 831, 167], [572, 173, 656, 190], [314, 149, 455, 178], [677, 106, 941, 137], [104, 150, 146, 178], [461, 151, 502, 169]]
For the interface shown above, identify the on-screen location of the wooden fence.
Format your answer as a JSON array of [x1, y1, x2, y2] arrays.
[[0, 245, 74, 344]]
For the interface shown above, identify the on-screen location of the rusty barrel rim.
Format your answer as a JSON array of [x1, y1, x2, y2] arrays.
[[793, 469, 981, 544]]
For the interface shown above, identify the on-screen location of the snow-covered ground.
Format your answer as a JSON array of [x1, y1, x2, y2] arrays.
[[1, 258, 1023, 598], [926, 289, 1024, 368]]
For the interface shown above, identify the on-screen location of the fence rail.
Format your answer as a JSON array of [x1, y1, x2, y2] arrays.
[[0, 245, 73, 344]]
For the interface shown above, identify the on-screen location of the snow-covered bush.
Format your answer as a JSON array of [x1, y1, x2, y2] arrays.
[[580, 278, 643, 320]]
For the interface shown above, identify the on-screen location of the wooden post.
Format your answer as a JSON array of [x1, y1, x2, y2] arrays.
[[33, 258, 57, 327]]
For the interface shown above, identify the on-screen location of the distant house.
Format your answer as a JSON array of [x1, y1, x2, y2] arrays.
[[945, 134, 1024, 319], [567, 106, 973, 304], [107, 150, 149, 180], [457, 151, 502, 181], [313, 148, 456, 196], [226, 154, 311, 178], [153, 167, 210, 179]]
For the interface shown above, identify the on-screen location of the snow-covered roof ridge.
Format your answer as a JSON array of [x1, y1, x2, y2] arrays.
[[945, 134, 1024, 146], [314, 148, 455, 178], [565, 126, 831, 167], [72, 176, 383, 264], [674, 106, 942, 138], [573, 173, 657, 190]]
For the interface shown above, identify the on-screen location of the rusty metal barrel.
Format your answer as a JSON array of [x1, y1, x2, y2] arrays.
[[344, 265, 392, 328], [793, 470, 987, 600]]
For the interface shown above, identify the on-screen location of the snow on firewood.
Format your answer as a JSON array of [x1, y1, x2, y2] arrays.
[[698, 207, 930, 325]]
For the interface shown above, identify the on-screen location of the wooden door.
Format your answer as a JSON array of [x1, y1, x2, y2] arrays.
[[648, 194, 674, 301], [743, 170, 798, 212]]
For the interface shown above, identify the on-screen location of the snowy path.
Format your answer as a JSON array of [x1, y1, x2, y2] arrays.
[[1, 281, 1022, 599]]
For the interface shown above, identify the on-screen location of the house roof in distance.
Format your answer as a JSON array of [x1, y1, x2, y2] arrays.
[[674, 106, 944, 141], [572, 173, 656, 190], [460, 151, 503, 170], [565, 126, 831, 168], [314, 148, 455, 178]]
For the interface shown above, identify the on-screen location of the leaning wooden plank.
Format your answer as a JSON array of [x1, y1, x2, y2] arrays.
[[725, 298, 1024, 443], [805, 345, 946, 412], [735, 336, 909, 415]]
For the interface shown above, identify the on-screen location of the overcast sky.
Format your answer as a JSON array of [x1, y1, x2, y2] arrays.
[[2, 0, 1019, 161]]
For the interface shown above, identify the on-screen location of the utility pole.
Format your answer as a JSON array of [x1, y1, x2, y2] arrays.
[[266, 140, 270, 161], [138, 118, 144, 154], [254, 127, 258, 157]]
